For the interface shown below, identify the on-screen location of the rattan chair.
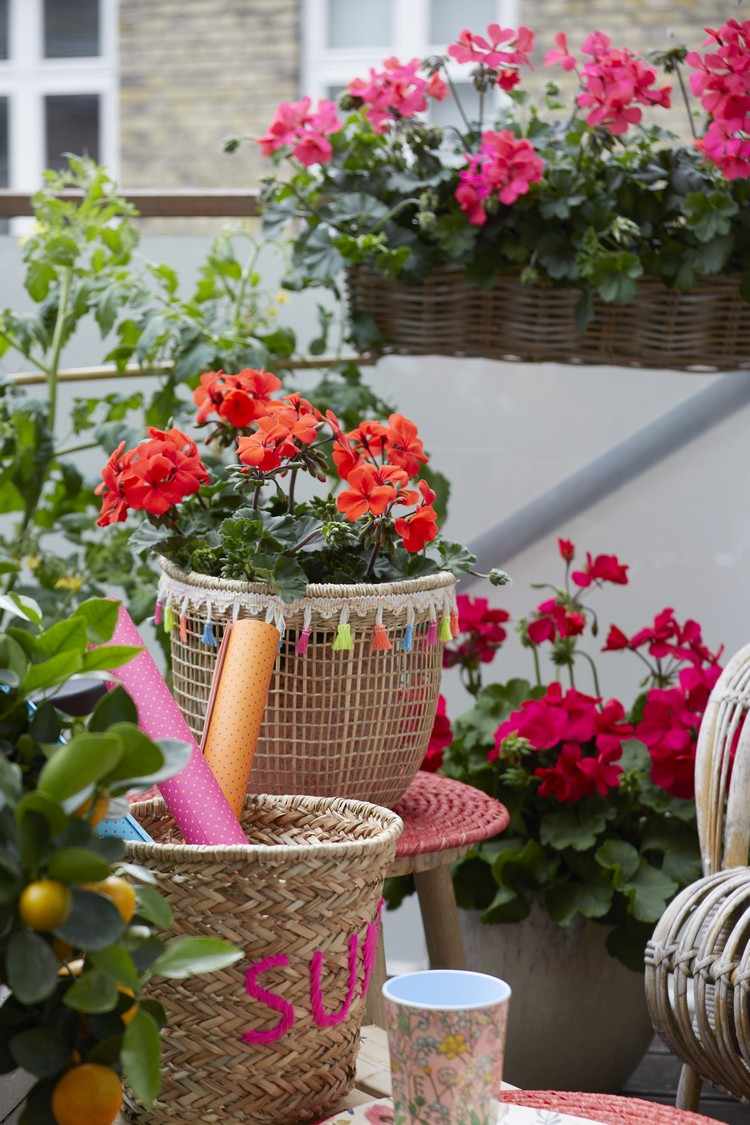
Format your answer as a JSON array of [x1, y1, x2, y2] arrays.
[[645, 642, 750, 1109]]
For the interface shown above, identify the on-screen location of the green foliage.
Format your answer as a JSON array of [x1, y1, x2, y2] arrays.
[[0, 603, 242, 1117], [0, 160, 306, 632]]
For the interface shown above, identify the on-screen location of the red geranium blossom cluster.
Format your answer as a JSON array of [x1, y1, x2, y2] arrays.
[[347, 57, 446, 133], [687, 20, 750, 180], [604, 607, 723, 798], [492, 683, 633, 803], [455, 130, 544, 226], [448, 23, 534, 92], [193, 368, 282, 428], [332, 413, 438, 554], [259, 96, 341, 166], [443, 594, 510, 669], [237, 394, 321, 473], [433, 537, 723, 805], [524, 540, 627, 649], [96, 427, 210, 526], [545, 31, 671, 135]]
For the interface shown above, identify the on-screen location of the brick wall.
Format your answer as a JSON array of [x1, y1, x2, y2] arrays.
[[520, 0, 727, 138], [119, 0, 299, 188]]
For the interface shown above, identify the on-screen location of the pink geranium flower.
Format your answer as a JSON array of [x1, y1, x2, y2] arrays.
[[348, 57, 430, 132], [545, 30, 671, 135], [259, 97, 341, 166], [455, 130, 544, 225], [544, 32, 577, 72], [448, 24, 534, 70]]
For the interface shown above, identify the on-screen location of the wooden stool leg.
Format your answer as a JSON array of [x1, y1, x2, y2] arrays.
[[415, 864, 466, 970], [365, 929, 388, 1027], [676, 1064, 702, 1111]]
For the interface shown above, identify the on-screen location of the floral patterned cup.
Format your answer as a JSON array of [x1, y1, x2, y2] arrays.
[[383, 970, 511, 1125]]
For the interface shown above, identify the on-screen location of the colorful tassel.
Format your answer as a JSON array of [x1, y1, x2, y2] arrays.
[[163, 603, 174, 633], [296, 627, 311, 656], [426, 619, 438, 647], [153, 600, 163, 627], [201, 620, 217, 647], [401, 622, 414, 653], [371, 623, 392, 652], [450, 608, 459, 636], [439, 613, 452, 643], [332, 622, 353, 652], [179, 614, 188, 643]]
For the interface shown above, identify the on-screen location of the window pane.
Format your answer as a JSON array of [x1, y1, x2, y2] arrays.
[[327, 0, 392, 48], [45, 95, 100, 171], [0, 0, 9, 60], [0, 97, 8, 186], [430, 82, 482, 129], [430, 0, 496, 45], [44, 0, 100, 58]]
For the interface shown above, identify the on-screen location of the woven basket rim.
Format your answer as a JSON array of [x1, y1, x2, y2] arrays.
[[127, 792, 404, 862], [159, 556, 457, 600], [349, 263, 745, 295]]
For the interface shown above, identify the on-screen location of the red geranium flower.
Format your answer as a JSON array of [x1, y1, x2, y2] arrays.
[[120, 428, 210, 516], [572, 552, 629, 588], [336, 463, 401, 521], [527, 597, 585, 645], [394, 505, 438, 553], [95, 440, 133, 527], [385, 414, 428, 478], [422, 695, 453, 772], [558, 537, 575, 562], [193, 368, 282, 427]]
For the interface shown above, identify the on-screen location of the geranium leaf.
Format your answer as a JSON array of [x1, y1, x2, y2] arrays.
[[623, 861, 678, 923]]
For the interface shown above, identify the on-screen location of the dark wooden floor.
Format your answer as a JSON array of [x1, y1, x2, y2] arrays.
[[624, 1038, 750, 1123]]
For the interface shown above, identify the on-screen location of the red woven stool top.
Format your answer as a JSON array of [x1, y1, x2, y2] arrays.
[[499, 1091, 718, 1124], [392, 771, 508, 864]]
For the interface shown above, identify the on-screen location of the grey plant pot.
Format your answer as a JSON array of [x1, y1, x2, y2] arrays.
[[459, 904, 654, 1092]]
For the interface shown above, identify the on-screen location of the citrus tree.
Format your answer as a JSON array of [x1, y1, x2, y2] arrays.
[[0, 595, 241, 1124]]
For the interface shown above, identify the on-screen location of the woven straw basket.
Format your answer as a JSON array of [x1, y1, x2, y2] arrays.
[[347, 266, 750, 371], [158, 560, 457, 808], [124, 793, 402, 1124]]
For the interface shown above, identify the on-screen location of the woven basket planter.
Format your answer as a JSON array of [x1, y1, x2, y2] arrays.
[[158, 560, 457, 808], [346, 266, 750, 371], [124, 793, 402, 1124]]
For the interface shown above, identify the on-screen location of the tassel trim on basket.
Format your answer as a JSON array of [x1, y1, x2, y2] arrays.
[[156, 574, 459, 656], [332, 606, 353, 653], [371, 606, 392, 652], [296, 605, 313, 656]]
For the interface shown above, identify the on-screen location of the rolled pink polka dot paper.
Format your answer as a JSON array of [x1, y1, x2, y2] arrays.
[[111, 606, 248, 845]]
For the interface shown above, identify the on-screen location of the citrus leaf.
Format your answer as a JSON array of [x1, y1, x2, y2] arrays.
[[122, 1009, 161, 1107], [149, 936, 242, 979], [63, 969, 119, 1013], [48, 847, 111, 884], [54, 888, 125, 950], [135, 885, 173, 930], [38, 733, 124, 801], [7, 931, 58, 1003]]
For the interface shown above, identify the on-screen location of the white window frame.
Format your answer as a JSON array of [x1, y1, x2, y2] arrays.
[[0, 0, 118, 194], [302, 0, 520, 102]]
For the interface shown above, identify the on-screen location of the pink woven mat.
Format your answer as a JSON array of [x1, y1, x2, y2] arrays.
[[498, 1091, 719, 1124], [392, 771, 509, 859]]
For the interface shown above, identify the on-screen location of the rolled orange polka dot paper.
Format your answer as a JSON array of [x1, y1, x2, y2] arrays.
[[201, 618, 279, 816]]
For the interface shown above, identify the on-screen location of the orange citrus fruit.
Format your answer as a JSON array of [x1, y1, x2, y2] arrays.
[[118, 985, 139, 1025], [83, 876, 137, 924], [19, 880, 71, 932], [52, 1063, 122, 1125], [73, 792, 110, 827]]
